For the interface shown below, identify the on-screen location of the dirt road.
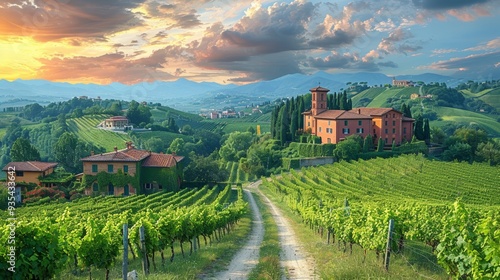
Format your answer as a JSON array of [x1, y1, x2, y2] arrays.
[[212, 188, 264, 280]]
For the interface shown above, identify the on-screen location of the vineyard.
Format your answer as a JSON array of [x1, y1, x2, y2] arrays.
[[261, 155, 500, 279], [0, 185, 247, 280], [67, 115, 131, 151], [224, 161, 257, 184]]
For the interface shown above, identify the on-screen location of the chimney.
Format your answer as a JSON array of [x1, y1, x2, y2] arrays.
[[91, 150, 94, 156], [114, 146, 118, 152], [358, 109, 361, 114]]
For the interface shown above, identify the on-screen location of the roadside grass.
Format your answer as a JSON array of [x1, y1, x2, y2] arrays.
[[259, 185, 448, 280], [56, 202, 253, 280], [248, 192, 282, 280]]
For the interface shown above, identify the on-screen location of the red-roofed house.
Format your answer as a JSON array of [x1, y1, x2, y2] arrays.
[[303, 86, 414, 145], [80, 142, 184, 196], [2, 161, 58, 203]]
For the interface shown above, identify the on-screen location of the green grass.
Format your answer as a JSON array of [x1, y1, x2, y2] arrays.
[[259, 184, 448, 279], [479, 87, 500, 109], [351, 87, 388, 107], [367, 87, 419, 108], [460, 88, 493, 98], [131, 130, 191, 146], [220, 121, 270, 134], [248, 191, 282, 280], [432, 106, 500, 137], [57, 203, 253, 280]]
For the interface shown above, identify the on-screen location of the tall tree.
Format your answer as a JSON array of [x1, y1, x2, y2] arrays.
[[54, 132, 102, 173], [297, 98, 305, 129], [377, 138, 385, 152], [362, 134, 374, 152], [10, 138, 41, 162], [340, 91, 348, 110], [423, 118, 431, 145], [290, 109, 298, 142], [414, 115, 424, 140]]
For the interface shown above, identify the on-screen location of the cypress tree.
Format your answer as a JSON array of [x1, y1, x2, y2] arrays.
[[332, 92, 338, 109], [297, 97, 304, 129], [405, 105, 412, 118], [414, 114, 424, 140], [278, 106, 288, 145], [423, 118, 431, 145], [377, 138, 385, 152], [401, 104, 407, 117], [340, 92, 348, 110], [347, 98, 352, 110], [363, 134, 373, 152], [290, 109, 298, 142]]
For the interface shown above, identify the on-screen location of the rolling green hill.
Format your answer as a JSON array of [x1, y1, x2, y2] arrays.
[[431, 107, 500, 136], [479, 87, 500, 109], [66, 115, 131, 151]]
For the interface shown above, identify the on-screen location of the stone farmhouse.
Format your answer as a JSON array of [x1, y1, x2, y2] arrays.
[[80, 142, 184, 196], [303, 86, 414, 145]]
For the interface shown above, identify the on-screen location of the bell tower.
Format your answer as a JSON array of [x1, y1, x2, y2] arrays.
[[310, 86, 329, 116]]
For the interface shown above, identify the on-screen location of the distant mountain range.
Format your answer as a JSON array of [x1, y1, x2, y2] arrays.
[[0, 72, 463, 112]]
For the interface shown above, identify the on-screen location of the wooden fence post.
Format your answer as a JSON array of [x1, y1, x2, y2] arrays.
[[384, 219, 394, 271], [122, 224, 128, 280], [140, 226, 149, 275]]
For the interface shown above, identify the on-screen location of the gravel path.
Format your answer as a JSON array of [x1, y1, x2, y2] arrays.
[[212, 187, 264, 280], [213, 181, 317, 279]]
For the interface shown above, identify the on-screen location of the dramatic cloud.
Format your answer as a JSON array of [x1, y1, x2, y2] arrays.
[[466, 38, 500, 51], [425, 51, 500, 78], [309, 2, 371, 49], [377, 28, 422, 55], [0, 0, 143, 41], [144, 1, 210, 29], [305, 51, 381, 72], [37, 50, 176, 84], [412, 0, 492, 10]]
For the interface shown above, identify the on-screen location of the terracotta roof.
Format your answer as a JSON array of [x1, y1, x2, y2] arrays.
[[81, 147, 150, 162], [2, 161, 58, 172], [351, 107, 400, 116], [80, 147, 184, 167], [142, 153, 179, 168], [310, 86, 330, 92], [315, 110, 372, 120]]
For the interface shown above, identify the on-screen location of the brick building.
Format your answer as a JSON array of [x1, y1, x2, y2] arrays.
[[303, 86, 414, 145]]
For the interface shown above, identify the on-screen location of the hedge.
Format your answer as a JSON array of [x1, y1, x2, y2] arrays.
[[289, 142, 335, 157], [282, 158, 301, 170]]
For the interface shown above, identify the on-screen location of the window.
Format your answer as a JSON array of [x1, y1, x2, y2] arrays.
[[159, 185, 163, 190], [358, 120, 362, 126], [308, 122, 311, 126], [319, 127, 322, 133], [392, 128, 396, 133], [356, 128, 364, 134], [144, 183, 152, 190], [385, 137, 388, 144], [15, 171, 24, 177], [403, 127, 407, 134], [313, 95, 316, 101], [385, 121, 388, 126], [328, 121, 331, 125], [123, 165, 128, 173], [327, 138, 331, 143], [92, 164, 98, 173], [108, 164, 113, 173], [393, 113, 395, 118], [393, 120, 396, 126], [385, 114, 388, 118], [92, 183, 99, 192], [344, 120, 348, 126], [343, 128, 350, 134], [373, 121, 376, 126], [308, 116, 310, 119], [373, 129, 376, 133]]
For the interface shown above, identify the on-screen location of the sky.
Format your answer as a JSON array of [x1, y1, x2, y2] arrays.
[[0, 0, 499, 85]]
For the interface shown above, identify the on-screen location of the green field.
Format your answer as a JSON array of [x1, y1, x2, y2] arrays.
[[431, 107, 500, 136], [66, 115, 131, 151], [351, 87, 388, 107], [130, 130, 191, 146], [479, 87, 500, 109], [460, 88, 493, 98], [367, 87, 419, 107]]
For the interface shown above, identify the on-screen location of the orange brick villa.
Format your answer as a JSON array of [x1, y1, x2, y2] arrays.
[[303, 86, 414, 145]]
